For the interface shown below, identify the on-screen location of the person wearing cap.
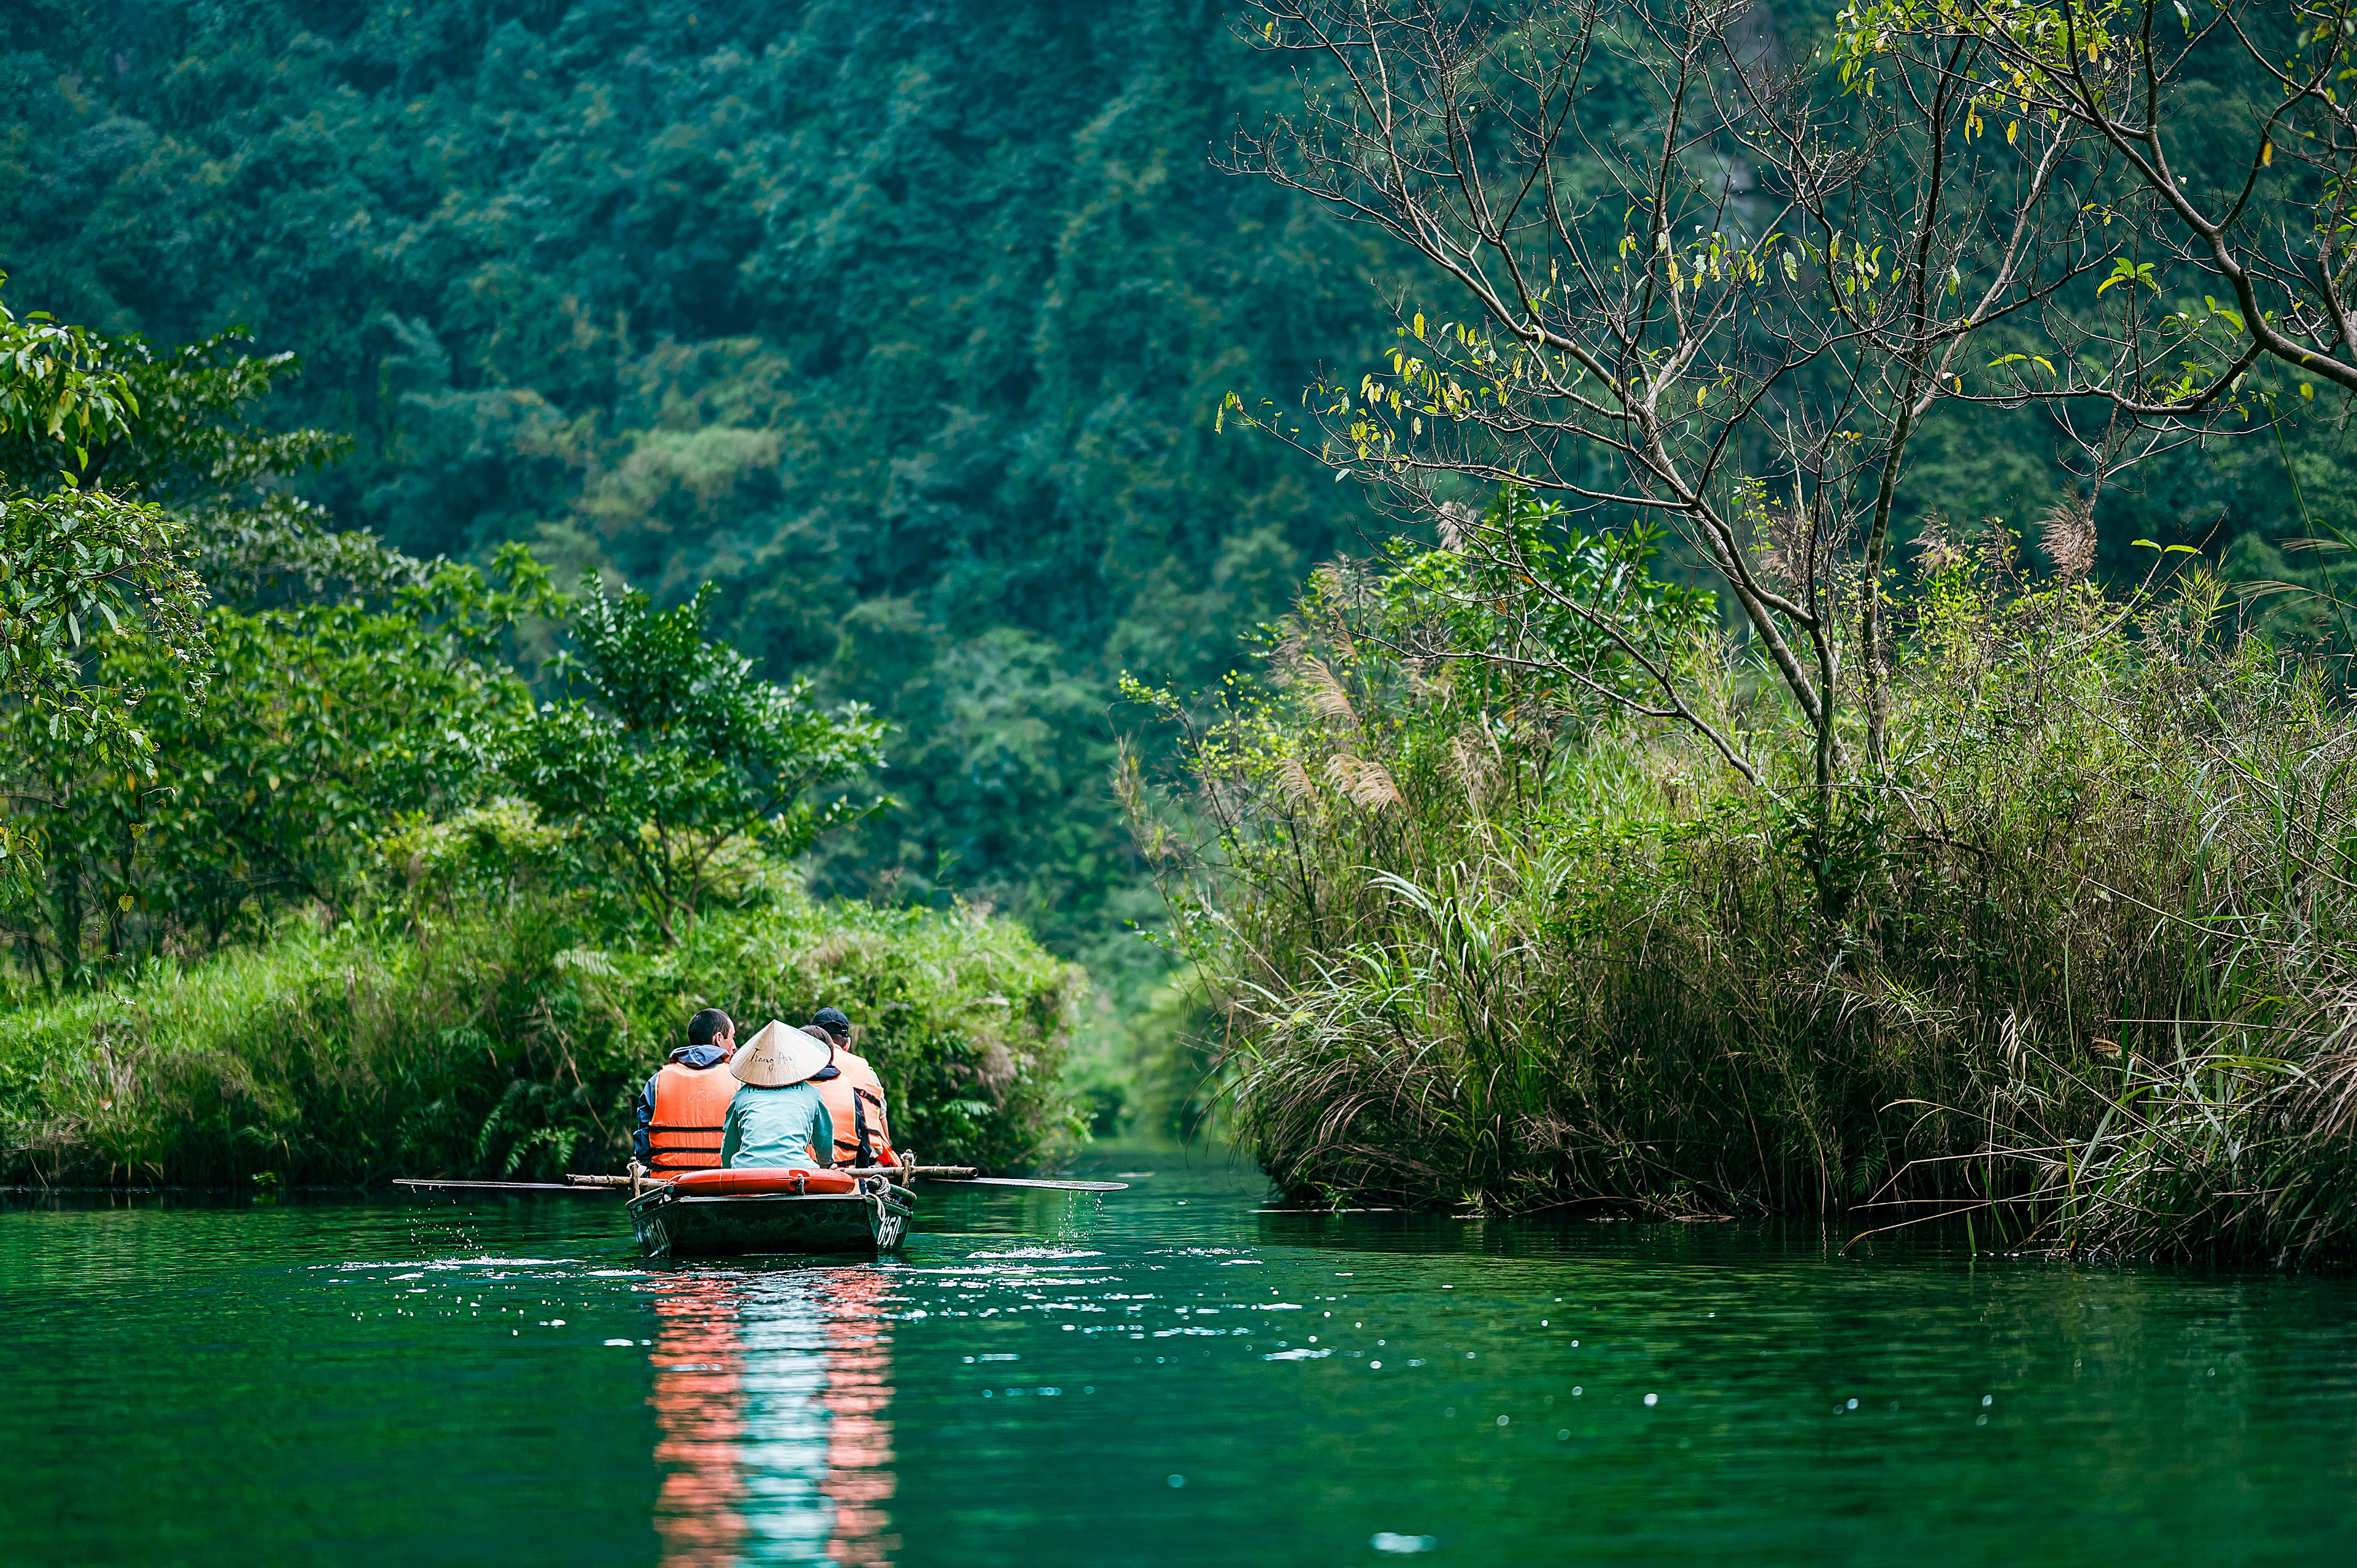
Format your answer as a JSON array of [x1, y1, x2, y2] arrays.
[[804, 1007, 899, 1168], [634, 1008, 738, 1173], [719, 1021, 836, 1171]]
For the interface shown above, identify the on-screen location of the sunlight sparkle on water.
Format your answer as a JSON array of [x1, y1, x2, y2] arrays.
[[10, 1144, 2357, 1566]]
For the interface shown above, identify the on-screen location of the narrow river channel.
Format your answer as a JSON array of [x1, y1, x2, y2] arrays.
[[7, 1143, 2354, 1564]]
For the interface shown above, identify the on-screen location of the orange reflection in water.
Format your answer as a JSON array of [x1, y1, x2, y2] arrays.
[[651, 1276, 749, 1567], [816, 1269, 898, 1566], [646, 1269, 899, 1568]]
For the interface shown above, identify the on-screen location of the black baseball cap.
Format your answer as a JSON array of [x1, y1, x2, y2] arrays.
[[811, 1007, 852, 1035]]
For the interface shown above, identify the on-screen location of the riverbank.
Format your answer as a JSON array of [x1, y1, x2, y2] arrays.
[[0, 890, 1086, 1186], [1134, 549, 2357, 1262]]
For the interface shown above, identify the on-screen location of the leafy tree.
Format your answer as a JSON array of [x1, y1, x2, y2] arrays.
[[43, 325, 400, 609], [500, 576, 888, 942], [1221, 0, 2269, 862], [1854, 0, 2355, 396], [1, 292, 546, 983], [0, 283, 210, 782], [1, 552, 555, 984]]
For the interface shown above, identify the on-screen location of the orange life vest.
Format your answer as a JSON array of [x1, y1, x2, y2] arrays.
[[815, 1049, 896, 1168], [648, 1060, 740, 1173]]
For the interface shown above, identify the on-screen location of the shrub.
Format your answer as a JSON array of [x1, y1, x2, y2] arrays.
[[1131, 531, 2357, 1260], [0, 886, 1085, 1185]]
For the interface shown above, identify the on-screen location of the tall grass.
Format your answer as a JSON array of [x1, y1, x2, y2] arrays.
[[1132, 540, 2357, 1260], [0, 887, 1087, 1185]]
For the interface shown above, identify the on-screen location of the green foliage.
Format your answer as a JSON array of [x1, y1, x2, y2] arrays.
[[2, 549, 556, 982], [0, 886, 1086, 1184], [1132, 511, 2357, 1258], [0, 291, 889, 985], [0, 483, 206, 753], [0, 0, 1399, 970], [499, 576, 888, 941], [1380, 485, 1718, 714], [0, 279, 140, 455], [0, 281, 211, 773], [4, 0, 2342, 973], [375, 798, 571, 914], [58, 326, 387, 608]]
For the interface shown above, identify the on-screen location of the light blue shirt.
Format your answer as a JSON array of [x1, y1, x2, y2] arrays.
[[718, 1081, 834, 1171]]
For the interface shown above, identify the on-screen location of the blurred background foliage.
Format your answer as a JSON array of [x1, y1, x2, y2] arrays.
[[4, 0, 2353, 1137]]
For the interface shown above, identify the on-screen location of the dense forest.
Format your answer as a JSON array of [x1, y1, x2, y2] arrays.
[[0, 0, 1398, 998], [6, 0, 2343, 994], [10, 0, 2357, 1224]]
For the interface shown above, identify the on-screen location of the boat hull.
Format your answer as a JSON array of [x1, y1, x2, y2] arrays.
[[629, 1176, 913, 1259]]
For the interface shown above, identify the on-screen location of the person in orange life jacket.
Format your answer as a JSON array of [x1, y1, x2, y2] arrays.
[[633, 1008, 739, 1173], [803, 1006, 898, 1168]]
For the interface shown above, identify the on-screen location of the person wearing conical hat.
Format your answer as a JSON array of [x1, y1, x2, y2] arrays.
[[717, 1020, 836, 1172]]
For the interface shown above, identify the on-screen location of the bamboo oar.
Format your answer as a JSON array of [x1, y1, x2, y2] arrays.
[[394, 1178, 616, 1194], [396, 1170, 1128, 1195], [938, 1176, 1129, 1192], [822, 1166, 1128, 1191]]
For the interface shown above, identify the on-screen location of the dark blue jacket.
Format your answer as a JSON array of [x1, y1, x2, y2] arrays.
[[632, 1043, 731, 1162]]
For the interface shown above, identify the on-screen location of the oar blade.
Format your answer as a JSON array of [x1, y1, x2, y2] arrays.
[[941, 1176, 1129, 1192]]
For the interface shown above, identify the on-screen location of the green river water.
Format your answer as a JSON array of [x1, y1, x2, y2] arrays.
[[4, 1144, 2353, 1565]]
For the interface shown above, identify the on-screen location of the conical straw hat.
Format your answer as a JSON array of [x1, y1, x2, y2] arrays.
[[731, 1019, 831, 1087]]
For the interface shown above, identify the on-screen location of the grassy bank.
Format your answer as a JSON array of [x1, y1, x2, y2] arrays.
[[0, 889, 1086, 1186], [1134, 543, 2357, 1262]]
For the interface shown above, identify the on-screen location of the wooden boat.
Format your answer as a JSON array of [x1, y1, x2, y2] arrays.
[[394, 1163, 1121, 1260], [627, 1168, 915, 1259]]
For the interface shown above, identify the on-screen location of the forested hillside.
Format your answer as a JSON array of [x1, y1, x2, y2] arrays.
[[3, 0, 2346, 989]]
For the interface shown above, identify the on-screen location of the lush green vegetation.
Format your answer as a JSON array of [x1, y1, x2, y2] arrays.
[[0, 280, 1091, 1177], [5, 0, 2346, 995], [0, 887, 1086, 1185], [7, 0, 2357, 1229], [1120, 0, 2357, 1260], [1137, 493, 2357, 1261]]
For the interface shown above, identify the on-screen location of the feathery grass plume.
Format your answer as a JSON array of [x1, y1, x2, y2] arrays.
[[1325, 753, 1403, 812], [1738, 475, 1814, 592], [1296, 656, 1359, 727], [2040, 494, 2098, 582], [1975, 516, 2021, 582], [1264, 630, 1306, 689], [1438, 501, 1474, 550], [1450, 725, 1498, 803], [1276, 754, 1320, 806], [1913, 511, 1964, 575]]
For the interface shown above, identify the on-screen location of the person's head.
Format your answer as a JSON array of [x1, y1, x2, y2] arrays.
[[811, 1006, 852, 1046], [687, 1008, 736, 1053], [799, 1024, 843, 1078]]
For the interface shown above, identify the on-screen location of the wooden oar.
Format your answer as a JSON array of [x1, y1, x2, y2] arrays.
[[395, 1178, 616, 1194], [842, 1165, 1123, 1191], [837, 1166, 1126, 1192], [923, 1175, 1129, 1192], [397, 1170, 1128, 1195]]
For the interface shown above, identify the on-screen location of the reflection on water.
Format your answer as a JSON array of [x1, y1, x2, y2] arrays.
[[816, 1272, 899, 1566], [14, 1148, 2357, 1567], [651, 1278, 749, 1564], [651, 1269, 897, 1567]]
